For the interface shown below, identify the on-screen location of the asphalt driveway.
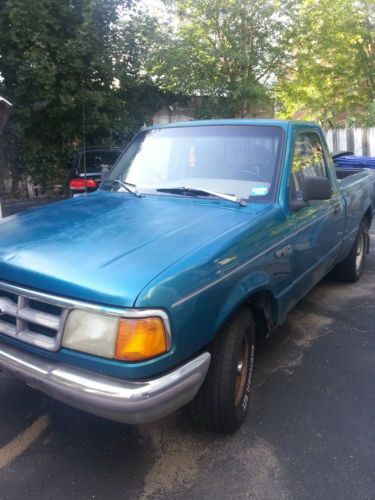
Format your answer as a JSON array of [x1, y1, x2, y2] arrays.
[[0, 227, 374, 500]]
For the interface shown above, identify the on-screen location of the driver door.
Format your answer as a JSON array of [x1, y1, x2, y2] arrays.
[[287, 130, 345, 299]]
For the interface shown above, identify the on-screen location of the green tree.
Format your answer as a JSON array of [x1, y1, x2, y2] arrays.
[[276, 0, 375, 127], [145, 0, 291, 118], [115, 4, 175, 135], [0, 0, 166, 195]]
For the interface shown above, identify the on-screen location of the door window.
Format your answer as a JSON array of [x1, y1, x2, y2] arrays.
[[290, 132, 328, 200]]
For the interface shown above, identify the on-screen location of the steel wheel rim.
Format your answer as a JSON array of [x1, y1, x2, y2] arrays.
[[235, 334, 249, 407], [356, 232, 364, 272]]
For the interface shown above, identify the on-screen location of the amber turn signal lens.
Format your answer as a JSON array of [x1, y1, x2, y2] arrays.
[[114, 317, 168, 361]]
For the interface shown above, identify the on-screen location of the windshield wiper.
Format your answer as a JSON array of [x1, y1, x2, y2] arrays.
[[156, 187, 247, 206], [113, 179, 142, 198]]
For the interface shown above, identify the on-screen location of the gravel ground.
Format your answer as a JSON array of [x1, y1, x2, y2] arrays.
[[0, 214, 374, 500]]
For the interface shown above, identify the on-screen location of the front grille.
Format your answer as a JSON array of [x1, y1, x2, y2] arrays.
[[0, 284, 69, 351]]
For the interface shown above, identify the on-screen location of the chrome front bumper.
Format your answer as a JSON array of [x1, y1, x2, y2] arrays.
[[0, 343, 211, 424]]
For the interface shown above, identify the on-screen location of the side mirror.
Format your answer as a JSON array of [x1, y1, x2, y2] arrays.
[[290, 175, 332, 211], [303, 176, 332, 202]]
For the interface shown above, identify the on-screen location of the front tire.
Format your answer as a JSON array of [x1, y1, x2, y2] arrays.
[[190, 307, 255, 434], [333, 220, 369, 282]]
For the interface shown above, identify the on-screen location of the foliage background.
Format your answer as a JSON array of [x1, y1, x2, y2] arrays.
[[0, 0, 374, 196], [0, 0, 170, 194]]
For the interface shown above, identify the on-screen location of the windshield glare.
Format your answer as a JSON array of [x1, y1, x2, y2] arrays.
[[101, 125, 284, 201]]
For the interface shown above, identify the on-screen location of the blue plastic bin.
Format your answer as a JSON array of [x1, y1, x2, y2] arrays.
[[334, 155, 375, 169]]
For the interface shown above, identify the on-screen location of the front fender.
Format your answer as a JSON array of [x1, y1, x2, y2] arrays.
[[211, 271, 277, 335], [135, 204, 285, 374], [137, 267, 278, 371]]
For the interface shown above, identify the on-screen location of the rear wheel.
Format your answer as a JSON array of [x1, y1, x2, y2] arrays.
[[190, 306, 255, 434], [333, 220, 370, 282]]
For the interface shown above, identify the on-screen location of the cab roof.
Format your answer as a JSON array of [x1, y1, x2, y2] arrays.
[[146, 118, 319, 132]]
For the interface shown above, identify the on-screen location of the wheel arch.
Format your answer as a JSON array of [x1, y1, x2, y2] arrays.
[[213, 285, 279, 344], [245, 289, 279, 341], [362, 206, 372, 255], [363, 206, 373, 229]]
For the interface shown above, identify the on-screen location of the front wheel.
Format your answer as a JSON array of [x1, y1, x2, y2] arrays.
[[333, 220, 370, 282], [190, 306, 255, 434]]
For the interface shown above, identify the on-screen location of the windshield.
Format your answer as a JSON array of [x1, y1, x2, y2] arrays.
[[101, 125, 284, 201]]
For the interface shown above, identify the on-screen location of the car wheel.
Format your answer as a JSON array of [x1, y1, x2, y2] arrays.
[[333, 220, 370, 283], [190, 306, 255, 433]]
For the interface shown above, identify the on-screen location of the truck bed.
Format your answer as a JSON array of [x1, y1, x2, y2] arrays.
[[334, 167, 375, 263], [335, 167, 368, 180]]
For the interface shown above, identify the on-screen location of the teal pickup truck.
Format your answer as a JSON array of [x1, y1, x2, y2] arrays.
[[0, 120, 374, 433]]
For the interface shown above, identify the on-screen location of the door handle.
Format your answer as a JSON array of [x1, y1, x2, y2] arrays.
[[333, 204, 342, 215]]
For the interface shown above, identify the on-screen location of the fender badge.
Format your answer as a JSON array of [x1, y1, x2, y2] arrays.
[[274, 245, 291, 259]]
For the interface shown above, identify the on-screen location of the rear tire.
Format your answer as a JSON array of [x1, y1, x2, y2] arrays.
[[190, 306, 255, 434], [333, 220, 369, 283]]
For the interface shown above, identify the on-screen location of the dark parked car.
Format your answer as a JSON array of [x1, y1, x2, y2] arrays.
[[68, 146, 123, 196]]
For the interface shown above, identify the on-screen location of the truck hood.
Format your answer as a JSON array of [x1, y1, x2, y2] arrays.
[[0, 192, 266, 307]]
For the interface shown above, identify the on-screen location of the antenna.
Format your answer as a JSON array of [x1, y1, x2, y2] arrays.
[[82, 84, 87, 194]]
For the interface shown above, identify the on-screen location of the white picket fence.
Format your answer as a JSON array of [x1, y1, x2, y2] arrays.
[[325, 128, 375, 156]]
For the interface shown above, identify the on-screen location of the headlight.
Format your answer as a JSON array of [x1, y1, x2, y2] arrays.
[[62, 310, 118, 358], [62, 309, 169, 361]]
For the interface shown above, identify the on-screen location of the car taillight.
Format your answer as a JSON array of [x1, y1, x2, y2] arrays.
[[69, 178, 97, 190]]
